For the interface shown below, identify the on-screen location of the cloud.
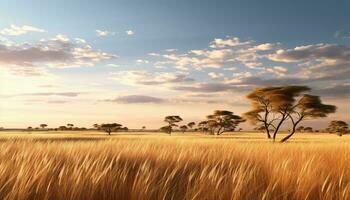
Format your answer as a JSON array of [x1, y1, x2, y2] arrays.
[[0, 34, 116, 76], [105, 95, 165, 104], [96, 30, 115, 37], [268, 44, 350, 63], [136, 59, 149, 64], [106, 63, 120, 67], [110, 70, 194, 86], [208, 72, 224, 79], [0, 24, 46, 36], [126, 30, 134, 35], [1, 92, 81, 98], [156, 36, 278, 70], [313, 83, 350, 98], [172, 82, 249, 93]]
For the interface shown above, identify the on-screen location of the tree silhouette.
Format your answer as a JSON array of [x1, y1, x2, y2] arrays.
[[187, 122, 195, 130], [328, 121, 348, 136], [244, 86, 335, 142], [281, 94, 336, 142], [180, 125, 188, 133], [303, 127, 313, 132], [142, 126, 146, 131], [40, 124, 48, 129], [163, 116, 183, 135], [296, 126, 305, 133], [100, 123, 122, 135], [67, 124, 74, 130], [93, 124, 100, 130], [206, 110, 245, 135], [198, 121, 208, 133]]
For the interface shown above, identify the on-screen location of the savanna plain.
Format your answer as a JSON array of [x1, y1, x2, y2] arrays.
[[0, 131, 349, 200]]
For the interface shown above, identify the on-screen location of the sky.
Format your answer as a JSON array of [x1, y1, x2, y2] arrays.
[[1, 0, 350, 129]]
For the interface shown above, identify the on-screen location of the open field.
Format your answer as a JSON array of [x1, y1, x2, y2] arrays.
[[0, 131, 349, 200]]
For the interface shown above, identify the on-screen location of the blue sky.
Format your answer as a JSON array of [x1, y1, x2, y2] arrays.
[[0, 0, 350, 128]]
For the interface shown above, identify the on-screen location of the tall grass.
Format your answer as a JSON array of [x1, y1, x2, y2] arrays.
[[0, 133, 349, 200]]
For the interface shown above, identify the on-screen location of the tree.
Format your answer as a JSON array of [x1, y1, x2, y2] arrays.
[[93, 124, 100, 130], [303, 127, 313, 132], [59, 126, 67, 131], [328, 121, 348, 136], [99, 123, 122, 135], [187, 122, 196, 130], [163, 116, 183, 135], [244, 86, 336, 142], [296, 126, 305, 133], [40, 124, 48, 129], [67, 123, 74, 130], [27, 126, 33, 133], [180, 125, 188, 133], [142, 126, 146, 131], [281, 94, 336, 142], [198, 121, 208, 133], [254, 125, 265, 133], [206, 110, 245, 135]]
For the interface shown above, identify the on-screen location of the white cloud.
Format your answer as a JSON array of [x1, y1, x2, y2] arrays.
[[0, 34, 116, 76], [136, 59, 149, 64], [126, 30, 134, 35], [110, 70, 194, 86], [208, 72, 224, 79], [106, 64, 120, 67], [96, 30, 115, 37], [0, 24, 46, 36]]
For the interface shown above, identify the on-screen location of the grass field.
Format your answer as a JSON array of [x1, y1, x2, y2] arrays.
[[0, 131, 349, 200]]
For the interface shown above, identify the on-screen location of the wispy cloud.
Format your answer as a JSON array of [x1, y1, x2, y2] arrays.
[[0, 24, 46, 36]]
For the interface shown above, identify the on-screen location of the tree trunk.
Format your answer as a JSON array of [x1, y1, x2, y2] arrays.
[[264, 123, 271, 139], [281, 116, 303, 143], [272, 115, 287, 142]]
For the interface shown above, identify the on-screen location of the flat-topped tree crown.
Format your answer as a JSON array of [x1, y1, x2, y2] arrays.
[[100, 123, 122, 135], [163, 115, 183, 135], [206, 110, 244, 135]]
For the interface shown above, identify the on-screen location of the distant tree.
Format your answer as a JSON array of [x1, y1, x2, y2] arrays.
[[27, 126, 33, 133], [99, 123, 123, 135], [142, 126, 146, 131], [198, 121, 208, 133], [160, 126, 171, 133], [238, 128, 243, 132], [187, 122, 196, 130], [121, 127, 129, 131], [328, 121, 349, 136], [180, 125, 188, 133], [59, 126, 67, 131], [296, 126, 305, 133], [244, 86, 336, 142], [206, 110, 245, 135], [163, 116, 183, 135], [93, 124, 100, 130], [254, 125, 265, 133], [67, 123, 74, 130], [303, 127, 313, 132], [40, 124, 48, 129]]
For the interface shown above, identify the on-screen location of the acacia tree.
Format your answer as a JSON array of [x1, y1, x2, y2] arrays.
[[206, 110, 244, 135], [99, 123, 122, 135], [328, 120, 348, 136], [180, 125, 188, 133], [281, 94, 336, 142], [303, 127, 313, 132], [198, 121, 208, 133], [67, 123, 74, 130], [40, 124, 48, 129], [163, 116, 183, 135], [296, 126, 305, 132], [187, 122, 195, 130], [244, 86, 336, 142]]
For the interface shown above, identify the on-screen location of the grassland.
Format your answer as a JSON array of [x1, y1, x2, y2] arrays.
[[0, 131, 349, 200]]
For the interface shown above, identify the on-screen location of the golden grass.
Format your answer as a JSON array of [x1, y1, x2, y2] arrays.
[[0, 131, 349, 200]]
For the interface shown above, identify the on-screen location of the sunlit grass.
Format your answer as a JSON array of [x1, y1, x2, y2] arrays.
[[0, 131, 349, 200]]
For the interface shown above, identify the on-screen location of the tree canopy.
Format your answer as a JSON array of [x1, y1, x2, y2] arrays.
[[244, 85, 336, 142], [206, 110, 244, 135]]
